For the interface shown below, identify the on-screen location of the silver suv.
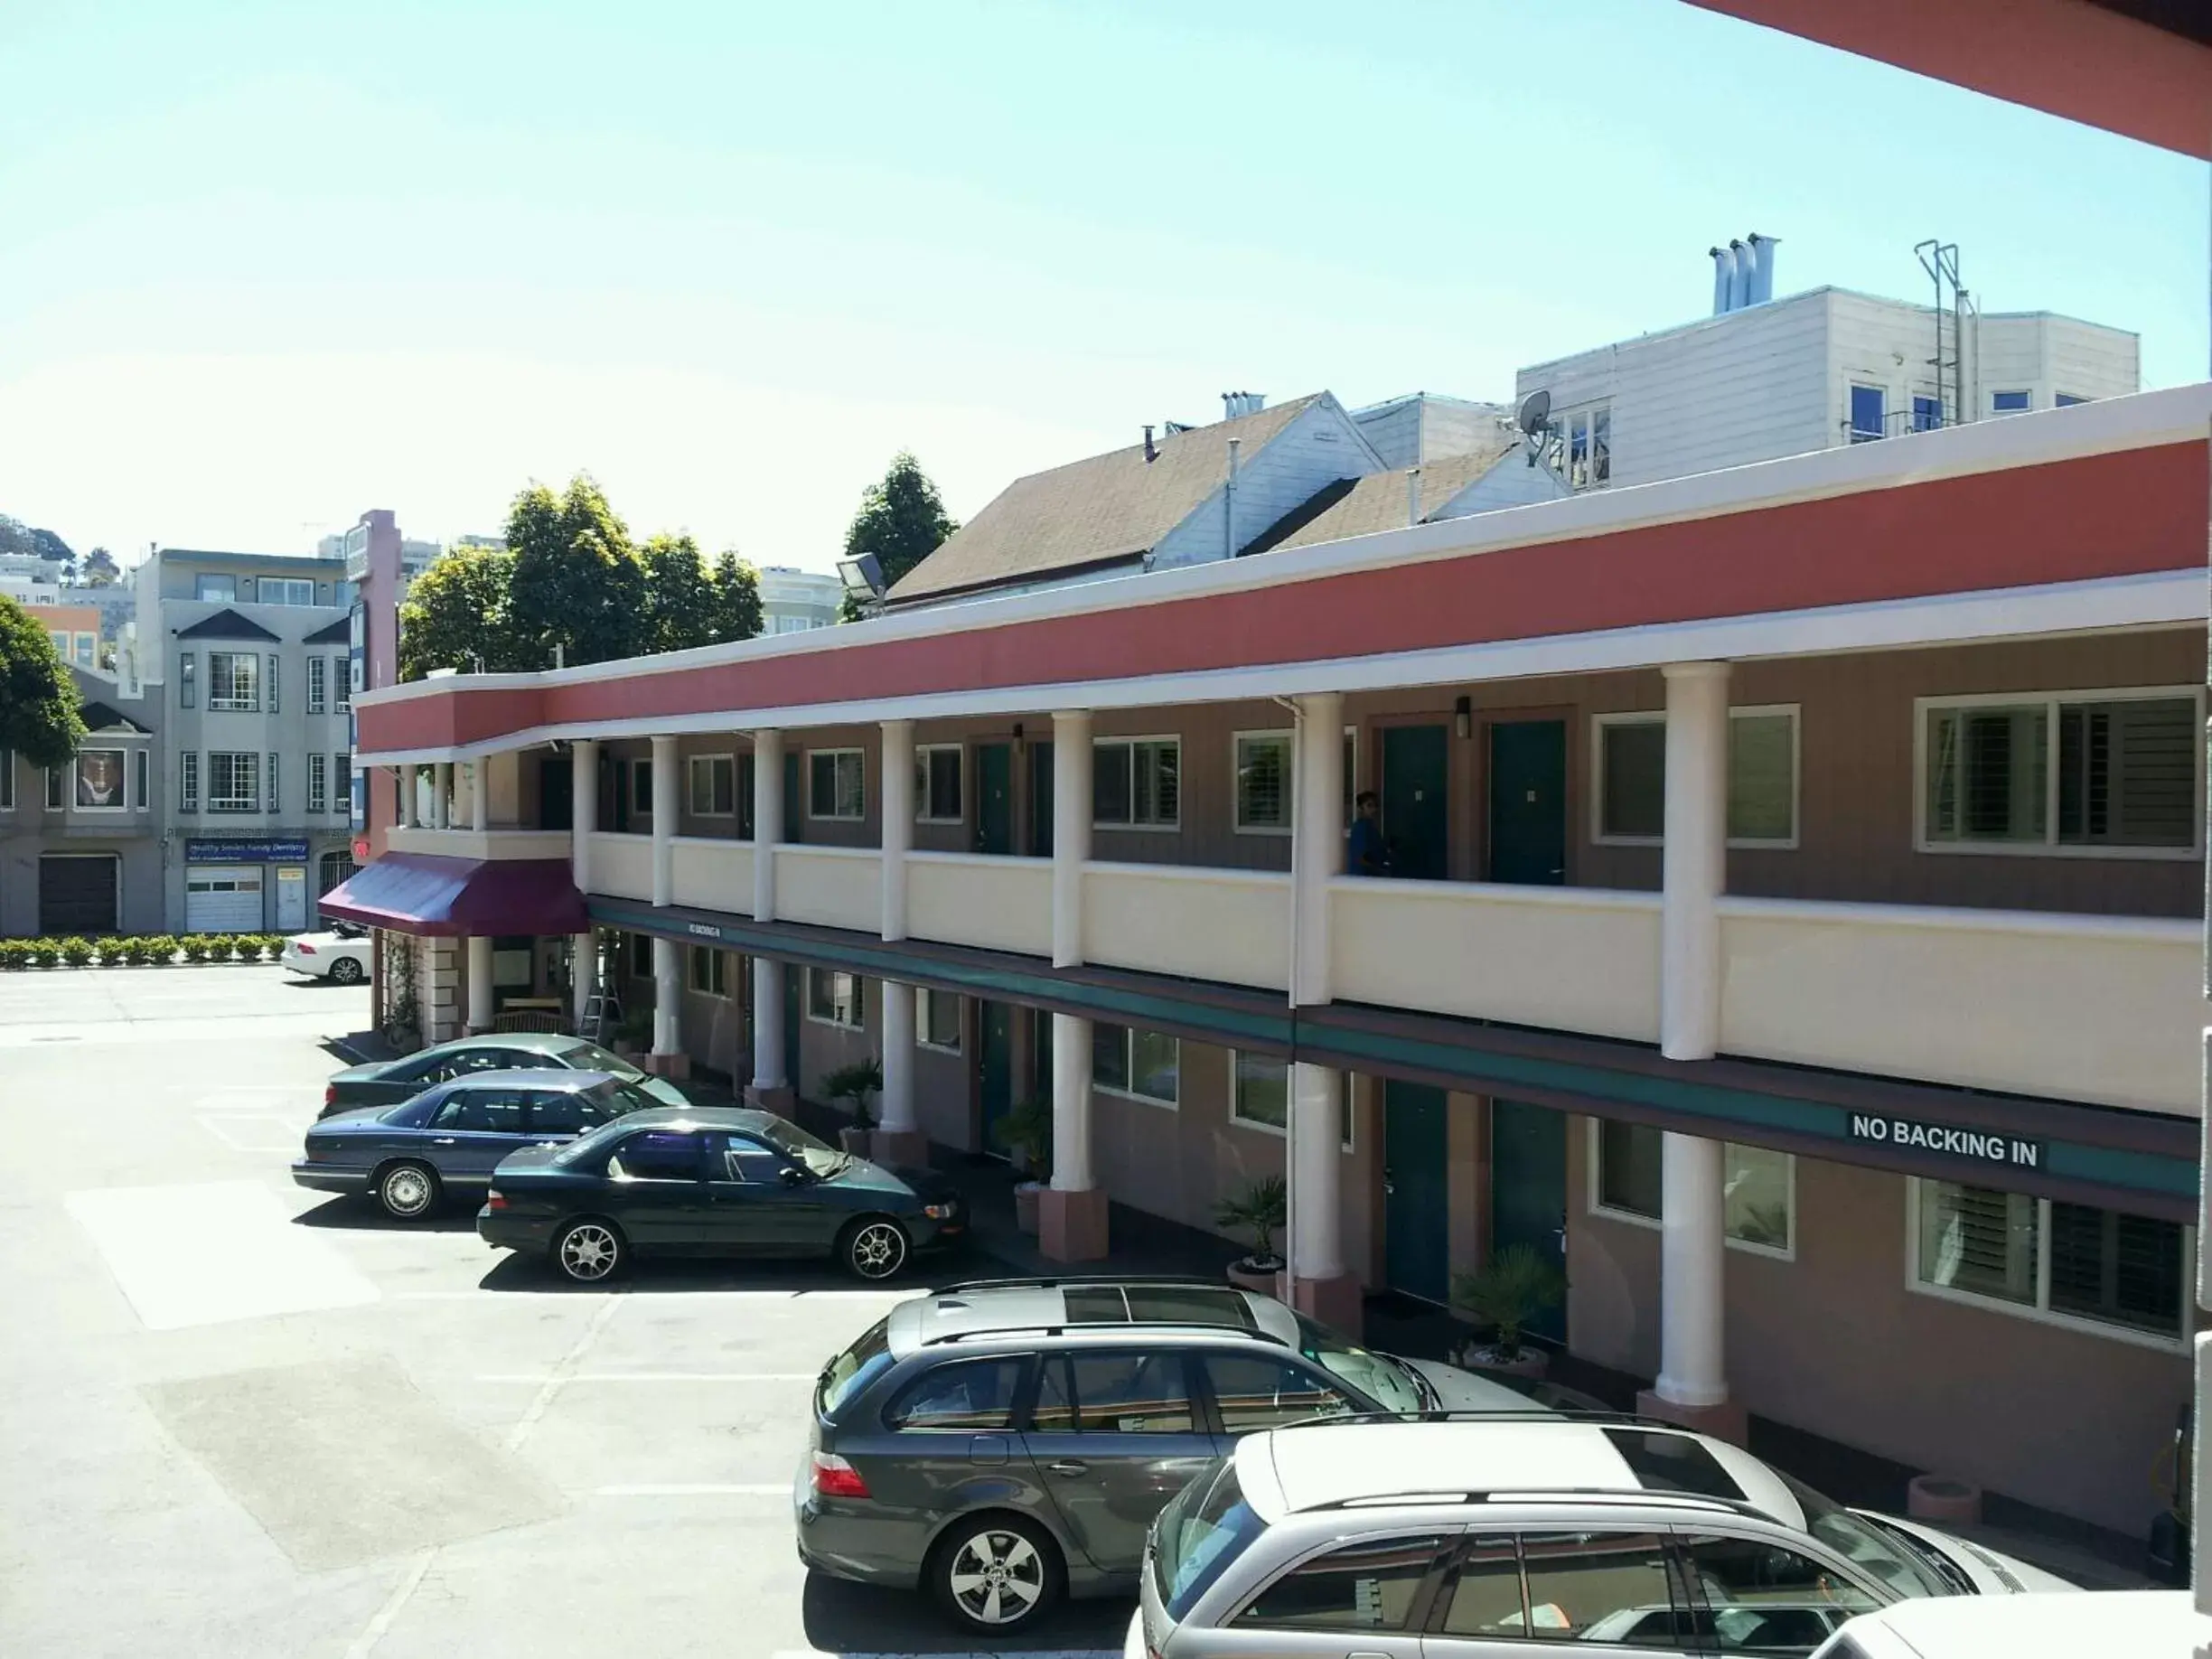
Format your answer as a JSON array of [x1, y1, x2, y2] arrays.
[[1134, 1418, 2077, 1658], [792, 1276, 1601, 1636]]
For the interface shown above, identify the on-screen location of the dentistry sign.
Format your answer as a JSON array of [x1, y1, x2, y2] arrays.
[[1850, 1111, 2043, 1171]]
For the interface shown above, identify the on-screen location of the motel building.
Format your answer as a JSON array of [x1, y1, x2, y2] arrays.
[[333, 383, 2208, 1544]]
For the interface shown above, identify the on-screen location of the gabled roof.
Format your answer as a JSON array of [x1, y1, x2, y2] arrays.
[[80, 700, 151, 734], [177, 608, 280, 642], [1242, 436, 1523, 555], [305, 616, 351, 644], [886, 394, 1328, 605]]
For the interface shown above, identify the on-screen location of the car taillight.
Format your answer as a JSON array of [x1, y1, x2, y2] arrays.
[[323, 1084, 337, 1111], [485, 1189, 507, 1211], [296, 942, 315, 955], [811, 1451, 870, 1501]]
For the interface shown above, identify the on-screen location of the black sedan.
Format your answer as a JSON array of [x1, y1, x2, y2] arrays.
[[477, 1107, 967, 1284], [294, 1069, 666, 1219], [319, 1032, 689, 1119]]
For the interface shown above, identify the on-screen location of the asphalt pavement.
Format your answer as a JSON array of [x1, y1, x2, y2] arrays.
[[0, 966, 1130, 1657]]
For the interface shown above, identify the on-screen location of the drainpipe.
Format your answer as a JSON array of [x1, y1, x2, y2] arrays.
[[1223, 437, 1242, 560]]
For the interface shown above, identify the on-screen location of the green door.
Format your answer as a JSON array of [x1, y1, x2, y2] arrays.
[[1382, 1081, 1450, 1303], [979, 1002, 1015, 1158], [1028, 741, 1054, 858], [783, 752, 802, 844], [1487, 719, 1567, 885], [1488, 1099, 1568, 1342], [782, 962, 802, 1096], [976, 743, 1014, 854], [1380, 726, 1449, 880]]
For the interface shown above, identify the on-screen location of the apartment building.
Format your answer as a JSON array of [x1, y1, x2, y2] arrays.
[[759, 566, 842, 634], [136, 547, 359, 931], [0, 661, 164, 935], [337, 384, 2207, 1543]]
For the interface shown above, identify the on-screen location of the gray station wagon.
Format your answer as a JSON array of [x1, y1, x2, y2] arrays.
[[792, 1277, 1600, 1636]]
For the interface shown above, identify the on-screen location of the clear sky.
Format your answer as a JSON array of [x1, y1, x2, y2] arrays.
[[0, 0, 2201, 574]]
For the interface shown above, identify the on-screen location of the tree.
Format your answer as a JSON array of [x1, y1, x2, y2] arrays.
[[839, 452, 956, 619], [637, 533, 718, 656], [78, 548, 120, 587], [0, 597, 87, 768], [506, 473, 645, 668], [27, 527, 72, 567], [708, 549, 763, 644], [397, 548, 525, 681], [0, 517, 35, 558]]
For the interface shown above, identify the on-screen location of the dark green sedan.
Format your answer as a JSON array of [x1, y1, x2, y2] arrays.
[[320, 1032, 689, 1119], [477, 1107, 968, 1283]]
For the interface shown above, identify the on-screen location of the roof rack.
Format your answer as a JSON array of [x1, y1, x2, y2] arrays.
[[929, 1274, 1234, 1296], [1290, 1409, 1673, 1430], [1300, 1486, 1778, 1521], [920, 1319, 1289, 1348]]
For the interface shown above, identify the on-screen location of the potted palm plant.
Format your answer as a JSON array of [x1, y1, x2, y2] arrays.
[[1215, 1175, 1287, 1297], [991, 1097, 1052, 1233], [1449, 1245, 1567, 1379], [820, 1058, 883, 1155]]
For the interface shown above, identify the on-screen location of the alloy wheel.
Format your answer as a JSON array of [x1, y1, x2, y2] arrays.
[[847, 1220, 906, 1280], [945, 1528, 1045, 1628], [558, 1223, 621, 1282], [329, 958, 363, 985], [380, 1165, 434, 1219]]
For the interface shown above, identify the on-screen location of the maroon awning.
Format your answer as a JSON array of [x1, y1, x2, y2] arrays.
[[319, 853, 589, 938]]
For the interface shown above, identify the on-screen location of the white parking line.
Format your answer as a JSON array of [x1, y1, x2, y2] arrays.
[[503, 1295, 624, 1451], [594, 1483, 790, 1496], [475, 1372, 814, 1383]]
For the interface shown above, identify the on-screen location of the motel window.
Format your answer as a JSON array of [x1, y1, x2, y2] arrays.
[[1921, 691, 2198, 853], [1848, 384, 1886, 443], [1093, 1022, 1178, 1108], [178, 651, 195, 708], [688, 947, 728, 995], [631, 758, 653, 816], [1094, 737, 1179, 830], [806, 967, 864, 1028], [1992, 389, 2032, 415], [1592, 708, 1798, 847], [194, 573, 236, 602], [258, 576, 315, 606], [1912, 1182, 2187, 1344], [627, 933, 651, 977], [687, 754, 736, 818], [179, 751, 199, 813], [1592, 1121, 1795, 1256], [207, 651, 259, 712], [1911, 394, 1944, 433], [1229, 1053, 1355, 1149], [917, 989, 962, 1053], [308, 753, 328, 815], [808, 749, 865, 821], [308, 654, 327, 714], [915, 745, 963, 823], [1233, 732, 1292, 833], [207, 752, 259, 813]]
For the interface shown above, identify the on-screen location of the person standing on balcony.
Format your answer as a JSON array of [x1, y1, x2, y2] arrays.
[[1348, 791, 1389, 876]]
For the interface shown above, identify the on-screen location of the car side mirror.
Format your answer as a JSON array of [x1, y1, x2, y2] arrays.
[[779, 1165, 811, 1186]]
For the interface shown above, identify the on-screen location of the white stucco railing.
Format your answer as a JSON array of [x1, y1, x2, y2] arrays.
[[385, 827, 576, 863], [671, 838, 754, 917], [1083, 862, 1290, 991], [1718, 896, 2202, 1115], [776, 846, 883, 933], [907, 852, 1052, 957], [586, 831, 653, 901], [1330, 877, 1664, 1041]]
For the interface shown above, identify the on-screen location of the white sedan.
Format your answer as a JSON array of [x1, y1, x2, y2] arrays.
[[280, 930, 370, 985]]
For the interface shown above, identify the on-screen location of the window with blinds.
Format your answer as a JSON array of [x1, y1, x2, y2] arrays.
[[1916, 1182, 2036, 1307], [1915, 1180, 2184, 1340], [1924, 692, 2198, 851], [1234, 733, 1291, 832], [1594, 708, 1797, 846], [2057, 698, 2195, 847]]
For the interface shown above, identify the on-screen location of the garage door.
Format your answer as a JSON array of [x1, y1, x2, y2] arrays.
[[184, 867, 263, 933], [40, 855, 118, 934]]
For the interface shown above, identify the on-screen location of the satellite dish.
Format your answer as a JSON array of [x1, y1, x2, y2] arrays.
[[1516, 389, 1552, 437]]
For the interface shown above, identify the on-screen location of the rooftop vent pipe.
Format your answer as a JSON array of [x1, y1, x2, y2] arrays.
[[1143, 424, 1158, 463], [1222, 390, 1265, 419], [1744, 232, 1776, 305], [1710, 244, 1737, 315], [1710, 233, 1779, 314]]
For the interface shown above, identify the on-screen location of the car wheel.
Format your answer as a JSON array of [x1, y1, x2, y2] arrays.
[[376, 1161, 440, 1221], [931, 1514, 1061, 1634], [840, 1216, 909, 1281], [327, 957, 364, 985], [552, 1218, 626, 1284]]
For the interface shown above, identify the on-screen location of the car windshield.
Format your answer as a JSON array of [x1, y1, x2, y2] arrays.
[[1152, 1457, 1267, 1622], [1777, 1472, 1956, 1599], [756, 1115, 847, 1176], [817, 1317, 895, 1419], [551, 1117, 633, 1167], [598, 1080, 664, 1116], [1292, 1313, 1426, 1414], [559, 1039, 647, 1083]]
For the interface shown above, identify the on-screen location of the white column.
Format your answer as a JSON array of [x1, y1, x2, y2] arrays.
[[1660, 661, 1728, 1061], [466, 934, 494, 1032], [1656, 1131, 1729, 1408], [432, 762, 452, 830], [880, 720, 913, 941], [650, 735, 678, 907], [750, 730, 786, 1092], [651, 936, 680, 1056], [1050, 1013, 1094, 1192], [1290, 693, 1342, 1006], [571, 740, 598, 1028], [1051, 710, 1091, 968], [880, 980, 917, 1135], [1289, 1063, 1344, 1279], [468, 761, 488, 831], [398, 766, 418, 829]]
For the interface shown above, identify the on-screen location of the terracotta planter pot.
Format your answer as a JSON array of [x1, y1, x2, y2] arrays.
[[838, 1127, 872, 1157], [1014, 1182, 1043, 1235], [1226, 1258, 1284, 1299]]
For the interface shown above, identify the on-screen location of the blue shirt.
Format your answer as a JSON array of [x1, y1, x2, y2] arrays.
[[1347, 817, 1385, 875]]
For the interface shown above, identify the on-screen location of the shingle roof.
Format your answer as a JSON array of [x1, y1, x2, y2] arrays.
[[886, 394, 1328, 605], [176, 607, 279, 642], [1242, 436, 1522, 556]]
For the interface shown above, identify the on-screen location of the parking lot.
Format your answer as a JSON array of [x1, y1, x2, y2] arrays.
[[0, 968, 1129, 1657]]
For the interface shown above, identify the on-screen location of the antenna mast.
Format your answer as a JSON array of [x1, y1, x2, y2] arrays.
[[1913, 240, 1970, 427]]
